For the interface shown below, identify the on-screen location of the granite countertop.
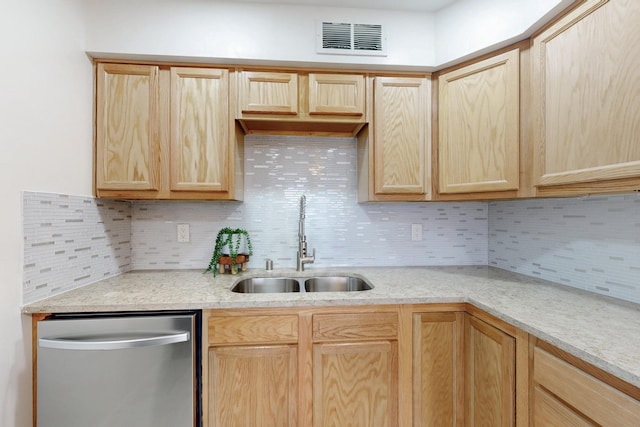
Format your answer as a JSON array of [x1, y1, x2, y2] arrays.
[[22, 266, 640, 389]]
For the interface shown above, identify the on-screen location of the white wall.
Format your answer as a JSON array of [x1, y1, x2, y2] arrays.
[[84, 0, 573, 69], [0, 0, 93, 425], [434, 0, 572, 66], [84, 0, 437, 69]]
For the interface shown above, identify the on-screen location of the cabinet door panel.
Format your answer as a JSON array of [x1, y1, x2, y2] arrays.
[[240, 71, 298, 115], [465, 315, 515, 427], [532, 0, 640, 188], [413, 312, 464, 426], [374, 77, 429, 195], [96, 63, 159, 191], [171, 67, 229, 192], [209, 345, 297, 427], [308, 73, 365, 116], [313, 341, 398, 427], [438, 49, 519, 194]]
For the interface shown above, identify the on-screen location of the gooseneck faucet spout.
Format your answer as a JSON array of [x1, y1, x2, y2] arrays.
[[296, 195, 316, 271]]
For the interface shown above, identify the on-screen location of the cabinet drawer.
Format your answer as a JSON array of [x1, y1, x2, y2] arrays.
[[312, 312, 398, 341], [533, 347, 640, 426], [208, 314, 298, 345]]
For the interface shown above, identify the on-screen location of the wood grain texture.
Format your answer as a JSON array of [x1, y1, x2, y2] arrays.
[[532, 386, 595, 426], [308, 73, 365, 116], [413, 312, 464, 426], [312, 311, 398, 341], [95, 63, 159, 191], [240, 71, 298, 115], [438, 49, 520, 194], [313, 341, 398, 427], [374, 76, 430, 196], [465, 314, 515, 427], [208, 314, 298, 345], [533, 347, 640, 426], [209, 345, 298, 427], [170, 67, 229, 192], [532, 0, 640, 188]]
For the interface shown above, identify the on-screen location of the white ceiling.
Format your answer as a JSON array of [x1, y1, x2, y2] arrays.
[[224, 0, 458, 12]]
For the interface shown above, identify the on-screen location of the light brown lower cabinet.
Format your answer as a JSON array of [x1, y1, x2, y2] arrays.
[[531, 340, 640, 427], [203, 306, 640, 427], [411, 309, 516, 427]]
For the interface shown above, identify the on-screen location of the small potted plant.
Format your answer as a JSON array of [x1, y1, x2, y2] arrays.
[[206, 227, 253, 276]]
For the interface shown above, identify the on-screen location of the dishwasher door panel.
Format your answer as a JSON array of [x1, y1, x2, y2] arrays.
[[37, 313, 197, 427]]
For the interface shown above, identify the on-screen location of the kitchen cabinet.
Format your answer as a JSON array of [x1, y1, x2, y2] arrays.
[[206, 311, 299, 427], [412, 311, 464, 426], [95, 63, 243, 200], [358, 75, 431, 201], [436, 48, 520, 199], [531, 339, 640, 426], [203, 306, 400, 427], [531, 0, 640, 196], [95, 63, 160, 192], [410, 307, 519, 427], [311, 311, 399, 427], [237, 70, 366, 137], [465, 313, 515, 426]]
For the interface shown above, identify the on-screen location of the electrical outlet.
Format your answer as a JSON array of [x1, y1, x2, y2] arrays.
[[177, 223, 190, 243], [411, 223, 422, 241]]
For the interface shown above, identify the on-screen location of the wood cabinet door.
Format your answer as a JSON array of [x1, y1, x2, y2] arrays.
[[373, 76, 430, 197], [532, 386, 596, 426], [239, 71, 298, 115], [95, 63, 160, 191], [170, 67, 229, 193], [438, 49, 520, 194], [413, 312, 464, 426], [313, 340, 398, 427], [465, 314, 515, 427], [208, 345, 298, 427], [308, 73, 365, 117], [531, 0, 640, 192]]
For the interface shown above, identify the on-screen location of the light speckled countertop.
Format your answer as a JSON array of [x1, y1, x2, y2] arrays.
[[23, 266, 640, 389]]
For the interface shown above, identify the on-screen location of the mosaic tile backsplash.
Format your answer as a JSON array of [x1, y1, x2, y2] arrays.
[[22, 136, 640, 305], [489, 193, 640, 303], [22, 192, 132, 304], [132, 136, 488, 270]]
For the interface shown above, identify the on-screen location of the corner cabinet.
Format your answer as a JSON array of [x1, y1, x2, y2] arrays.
[[358, 75, 431, 201], [237, 70, 366, 137], [95, 63, 243, 200], [410, 307, 518, 427], [436, 48, 521, 199], [531, 0, 640, 196]]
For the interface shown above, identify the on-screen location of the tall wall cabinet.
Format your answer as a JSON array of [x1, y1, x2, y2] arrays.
[[95, 63, 243, 200], [358, 75, 431, 202], [436, 48, 522, 200], [531, 0, 640, 196]]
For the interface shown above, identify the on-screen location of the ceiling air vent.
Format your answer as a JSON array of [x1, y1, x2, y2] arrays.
[[317, 21, 387, 56]]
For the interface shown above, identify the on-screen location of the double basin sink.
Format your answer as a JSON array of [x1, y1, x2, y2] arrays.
[[231, 275, 373, 293]]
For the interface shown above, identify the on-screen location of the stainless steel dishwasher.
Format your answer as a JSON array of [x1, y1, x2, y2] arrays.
[[36, 311, 201, 427]]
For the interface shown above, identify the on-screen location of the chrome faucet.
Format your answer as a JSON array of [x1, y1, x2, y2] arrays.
[[296, 195, 315, 271]]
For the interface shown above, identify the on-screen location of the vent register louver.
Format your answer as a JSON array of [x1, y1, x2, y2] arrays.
[[317, 21, 386, 56]]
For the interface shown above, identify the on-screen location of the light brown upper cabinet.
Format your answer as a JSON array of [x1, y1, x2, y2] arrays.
[[95, 63, 243, 200], [95, 63, 160, 193], [358, 75, 431, 201], [531, 0, 640, 196], [437, 48, 520, 198], [237, 70, 366, 137]]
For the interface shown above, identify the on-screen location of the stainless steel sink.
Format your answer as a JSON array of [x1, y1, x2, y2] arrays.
[[231, 275, 373, 293], [304, 276, 373, 292], [231, 277, 300, 293]]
